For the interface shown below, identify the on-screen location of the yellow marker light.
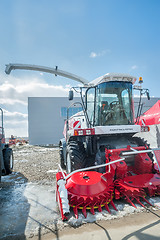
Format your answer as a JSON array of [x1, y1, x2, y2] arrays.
[[139, 77, 143, 84]]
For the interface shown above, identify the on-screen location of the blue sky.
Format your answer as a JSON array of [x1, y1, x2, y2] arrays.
[[0, 0, 160, 137]]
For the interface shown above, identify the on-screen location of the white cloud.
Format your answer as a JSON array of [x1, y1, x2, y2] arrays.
[[90, 52, 97, 58], [5, 121, 28, 138], [3, 109, 27, 120], [0, 73, 72, 137], [131, 65, 138, 70], [90, 49, 110, 58], [0, 98, 27, 105], [0, 77, 70, 106], [2, 110, 28, 137], [2, 109, 28, 137]]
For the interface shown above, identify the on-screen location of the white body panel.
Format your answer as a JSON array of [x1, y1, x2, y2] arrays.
[[67, 111, 87, 130], [67, 124, 141, 137], [94, 125, 141, 135], [66, 111, 141, 137]]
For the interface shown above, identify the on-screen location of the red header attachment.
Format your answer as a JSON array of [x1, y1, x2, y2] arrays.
[[141, 125, 150, 132], [74, 128, 95, 136]]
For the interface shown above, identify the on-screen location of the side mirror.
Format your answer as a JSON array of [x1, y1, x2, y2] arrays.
[[69, 90, 73, 101], [146, 90, 150, 100]]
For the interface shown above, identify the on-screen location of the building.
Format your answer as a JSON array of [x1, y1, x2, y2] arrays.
[[28, 97, 160, 145], [28, 97, 81, 145]]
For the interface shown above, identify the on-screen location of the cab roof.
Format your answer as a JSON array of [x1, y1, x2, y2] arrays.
[[89, 73, 137, 87]]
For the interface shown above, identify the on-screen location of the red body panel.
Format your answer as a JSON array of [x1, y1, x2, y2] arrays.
[[56, 145, 160, 220], [138, 100, 160, 125]]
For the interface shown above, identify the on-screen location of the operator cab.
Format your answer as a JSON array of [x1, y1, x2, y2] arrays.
[[86, 74, 135, 127]]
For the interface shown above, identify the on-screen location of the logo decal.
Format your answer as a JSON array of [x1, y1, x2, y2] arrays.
[[73, 121, 81, 129]]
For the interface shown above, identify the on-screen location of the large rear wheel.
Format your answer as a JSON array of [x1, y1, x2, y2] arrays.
[[0, 150, 2, 182], [130, 137, 154, 161], [59, 143, 66, 169], [66, 141, 86, 173], [3, 147, 14, 175]]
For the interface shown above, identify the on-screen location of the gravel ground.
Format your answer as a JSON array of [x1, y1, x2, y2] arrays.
[[1, 144, 160, 240], [12, 144, 60, 183]]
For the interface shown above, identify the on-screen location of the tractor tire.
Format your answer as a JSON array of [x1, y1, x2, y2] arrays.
[[66, 141, 86, 173], [3, 147, 14, 175], [59, 144, 66, 169], [130, 136, 147, 146], [131, 137, 154, 161], [0, 150, 2, 182]]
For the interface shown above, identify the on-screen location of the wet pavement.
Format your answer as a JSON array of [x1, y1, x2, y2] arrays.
[[0, 173, 59, 239], [1, 171, 160, 240]]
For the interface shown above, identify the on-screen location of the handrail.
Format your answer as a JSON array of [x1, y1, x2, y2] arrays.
[[64, 158, 125, 180]]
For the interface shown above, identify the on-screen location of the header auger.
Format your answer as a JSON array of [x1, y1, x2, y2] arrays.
[[5, 64, 160, 221]]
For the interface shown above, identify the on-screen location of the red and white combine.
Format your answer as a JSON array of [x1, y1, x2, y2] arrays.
[[58, 73, 160, 220], [5, 64, 160, 221]]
